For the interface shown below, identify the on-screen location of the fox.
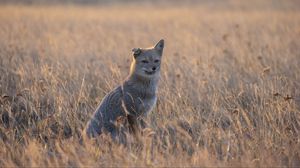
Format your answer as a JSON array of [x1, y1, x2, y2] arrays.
[[85, 39, 164, 143]]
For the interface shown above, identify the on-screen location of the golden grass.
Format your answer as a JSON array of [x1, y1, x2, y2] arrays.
[[0, 3, 300, 167]]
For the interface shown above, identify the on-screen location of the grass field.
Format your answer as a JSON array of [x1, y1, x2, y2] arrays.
[[0, 2, 300, 167]]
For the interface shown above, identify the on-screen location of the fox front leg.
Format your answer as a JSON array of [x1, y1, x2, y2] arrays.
[[139, 118, 148, 130]]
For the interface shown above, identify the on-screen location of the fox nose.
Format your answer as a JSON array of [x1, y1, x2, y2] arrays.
[[152, 67, 156, 71]]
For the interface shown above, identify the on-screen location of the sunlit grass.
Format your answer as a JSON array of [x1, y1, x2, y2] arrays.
[[0, 4, 299, 167]]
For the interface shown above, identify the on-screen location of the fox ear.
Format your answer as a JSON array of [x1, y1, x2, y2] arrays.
[[154, 39, 164, 55], [132, 48, 142, 59]]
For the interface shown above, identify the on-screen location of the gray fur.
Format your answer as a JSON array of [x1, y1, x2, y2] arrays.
[[85, 39, 164, 141]]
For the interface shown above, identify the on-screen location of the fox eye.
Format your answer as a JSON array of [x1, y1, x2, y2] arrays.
[[154, 59, 160, 63], [141, 60, 149, 64]]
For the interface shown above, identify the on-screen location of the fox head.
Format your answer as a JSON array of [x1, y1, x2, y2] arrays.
[[130, 39, 164, 79]]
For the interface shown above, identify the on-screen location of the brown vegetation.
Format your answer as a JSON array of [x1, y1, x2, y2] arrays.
[[0, 3, 299, 167]]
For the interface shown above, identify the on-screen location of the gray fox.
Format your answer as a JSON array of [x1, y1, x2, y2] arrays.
[[85, 39, 164, 143]]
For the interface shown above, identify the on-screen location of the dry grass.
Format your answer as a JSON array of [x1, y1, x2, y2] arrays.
[[0, 3, 300, 167]]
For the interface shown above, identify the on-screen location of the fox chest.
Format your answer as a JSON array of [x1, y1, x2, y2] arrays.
[[123, 94, 157, 117]]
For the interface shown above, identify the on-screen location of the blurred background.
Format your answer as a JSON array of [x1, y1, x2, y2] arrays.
[[0, 0, 299, 10]]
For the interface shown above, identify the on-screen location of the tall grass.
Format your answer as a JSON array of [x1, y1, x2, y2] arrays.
[[0, 4, 299, 167]]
